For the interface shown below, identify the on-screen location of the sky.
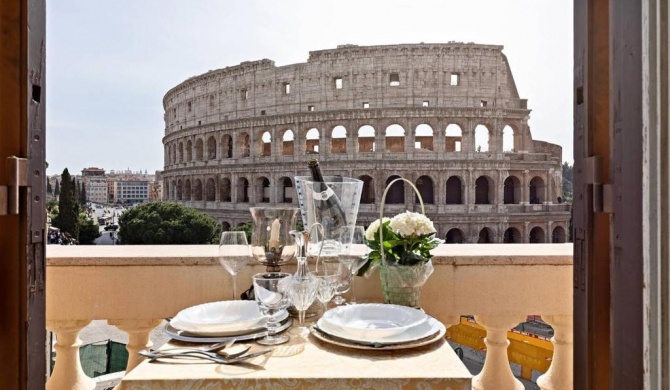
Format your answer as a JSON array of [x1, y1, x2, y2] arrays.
[[46, 0, 573, 176]]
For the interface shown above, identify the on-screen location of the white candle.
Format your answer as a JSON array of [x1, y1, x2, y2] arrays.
[[269, 218, 281, 250]]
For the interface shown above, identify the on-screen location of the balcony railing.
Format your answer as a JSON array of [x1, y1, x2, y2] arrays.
[[45, 244, 573, 390]]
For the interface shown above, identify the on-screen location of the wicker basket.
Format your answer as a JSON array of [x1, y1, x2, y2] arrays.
[[377, 178, 435, 308]]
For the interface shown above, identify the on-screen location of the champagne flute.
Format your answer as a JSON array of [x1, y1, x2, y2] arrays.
[[253, 272, 292, 345], [218, 231, 251, 300], [322, 258, 351, 305], [348, 226, 370, 303]]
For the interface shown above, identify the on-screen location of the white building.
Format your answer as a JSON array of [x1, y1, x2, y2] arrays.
[[115, 180, 149, 205], [86, 178, 108, 204]]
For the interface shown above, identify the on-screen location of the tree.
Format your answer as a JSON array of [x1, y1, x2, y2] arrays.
[[80, 184, 87, 206], [46, 179, 52, 194], [230, 221, 253, 242], [562, 162, 574, 202], [118, 202, 221, 244], [77, 213, 100, 245], [53, 168, 79, 239], [54, 179, 60, 198]]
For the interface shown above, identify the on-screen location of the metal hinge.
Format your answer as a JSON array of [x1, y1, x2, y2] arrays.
[[585, 156, 612, 213], [0, 156, 29, 216]]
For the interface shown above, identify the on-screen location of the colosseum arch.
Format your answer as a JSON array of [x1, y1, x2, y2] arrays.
[[357, 125, 375, 153], [552, 226, 567, 243], [475, 175, 495, 204], [195, 138, 204, 161], [256, 176, 270, 203], [503, 176, 522, 204], [305, 128, 320, 154], [331, 125, 347, 154], [278, 177, 293, 203], [176, 180, 183, 200], [445, 228, 465, 244], [416, 175, 434, 204], [282, 129, 295, 156], [178, 142, 184, 162], [194, 179, 203, 201], [184, 179, 192, 200], [205, 178, 216, 201], [221, 134, 233, 159], [502, 125, 515, 152], [237, 177, 249, 202], [474, 125, 490, 152], [238, 133, 251, 158], [219, 177, 231, 202], [385, 175, 404, 204], [207, 136, 217, 160], [446, 176, 464, 204], [359, 175, 375, 204], [529, 226, 546, 243], [414, 124, 434, 151], [385, 124, 405, 152], [529, 176, 546, 204], [478, 227, 495, 243], [259, 131, 272, 157], [445, 124, 463, 152], [503, 227, 522, 243], [186, 140, 193, 162]]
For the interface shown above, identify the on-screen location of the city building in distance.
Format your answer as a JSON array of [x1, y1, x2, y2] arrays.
[[160, 43, 571, 243]]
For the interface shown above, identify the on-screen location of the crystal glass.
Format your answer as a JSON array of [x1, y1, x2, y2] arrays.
[[218, 231, 251, 300], [314, 272, 339, 311], [253, 272, 292, 345], [321, 258, 351, 305], [347, 226, 370, 303], [287, 275, 319, 333]]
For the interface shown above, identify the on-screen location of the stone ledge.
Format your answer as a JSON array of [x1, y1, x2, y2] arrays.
[[46, 243, 572, 267]]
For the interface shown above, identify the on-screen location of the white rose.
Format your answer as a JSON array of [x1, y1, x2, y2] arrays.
[[365, 218, 390, 241]]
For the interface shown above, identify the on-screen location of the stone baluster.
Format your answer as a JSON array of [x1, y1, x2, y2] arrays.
[[472, 315, 525, 390], [109, 319, 163, 372], [46, 319, 95, 390], [537, 315, 573, 390]]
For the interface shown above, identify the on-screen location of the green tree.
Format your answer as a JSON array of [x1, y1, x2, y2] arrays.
[[54, 179, 60, 198], [118, 202, 221, 244], [53, 168, 79, 239], [80, 184, 87, 206], [230, 221, 253, 242], [562, 162, 574, 202], [47, 179, 52, 194], [77, 213, 101, 245]]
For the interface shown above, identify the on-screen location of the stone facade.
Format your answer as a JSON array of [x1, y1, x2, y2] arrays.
[[160, 43, 570, 244]]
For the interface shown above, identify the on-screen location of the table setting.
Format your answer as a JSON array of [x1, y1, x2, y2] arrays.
[[117, 165, 471, 389]]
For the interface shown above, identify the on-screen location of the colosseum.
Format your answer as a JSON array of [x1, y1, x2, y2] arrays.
[[161, 43, 571, 244]]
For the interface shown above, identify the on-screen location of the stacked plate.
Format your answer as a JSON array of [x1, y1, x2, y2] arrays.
[[312, 303, 446, 350], [166, 301, 290, 343]]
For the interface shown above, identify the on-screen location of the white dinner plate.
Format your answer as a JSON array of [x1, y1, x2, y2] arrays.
[[165, 317, 293, 343], [321, 303, 427, 340], [172, 310, 289, 337], [170, 301, 275, 334], [312, 316, 445, 350], [316, 315, 443, 346]]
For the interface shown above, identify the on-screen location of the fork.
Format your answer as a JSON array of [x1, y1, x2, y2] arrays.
[[138, 349, 272, 364], [150, 340, 234, 354]]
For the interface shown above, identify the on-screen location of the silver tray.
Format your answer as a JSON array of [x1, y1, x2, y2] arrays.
[[165, 317, 293, 343], [310, 320, 445, 351]]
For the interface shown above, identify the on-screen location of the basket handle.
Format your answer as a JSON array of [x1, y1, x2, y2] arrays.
[[378, 177, 426, 266]]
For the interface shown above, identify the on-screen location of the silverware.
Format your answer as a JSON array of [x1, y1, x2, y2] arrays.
[[138, 348, 272, 364], [150, 340, 234, 354]]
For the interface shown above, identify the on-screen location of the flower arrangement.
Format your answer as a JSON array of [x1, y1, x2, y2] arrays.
[[358, 211, 442, 275]]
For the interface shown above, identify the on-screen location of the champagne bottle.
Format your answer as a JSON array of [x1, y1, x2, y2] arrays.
[[307, 158, 348, 234]]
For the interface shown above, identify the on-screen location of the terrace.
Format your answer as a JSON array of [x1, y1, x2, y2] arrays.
[[46, 243, 572, 389]]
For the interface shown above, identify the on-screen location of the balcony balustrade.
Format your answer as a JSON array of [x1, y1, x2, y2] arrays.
[[46, 244, 572, 390]]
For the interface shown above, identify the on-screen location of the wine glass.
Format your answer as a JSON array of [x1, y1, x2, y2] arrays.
[[287, 275, 319, 335], [218, 231, 251, 300], [253, 272, 292, 345], [348, 226, 370, 303], [314, 272, 339, 312], [321, 258, 351, 305]]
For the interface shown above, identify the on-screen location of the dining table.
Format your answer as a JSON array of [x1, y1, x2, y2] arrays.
[[117, 318, 473, 389]]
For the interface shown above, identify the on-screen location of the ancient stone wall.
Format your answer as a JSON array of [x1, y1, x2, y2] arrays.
[[161, 43, 571, 244]]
